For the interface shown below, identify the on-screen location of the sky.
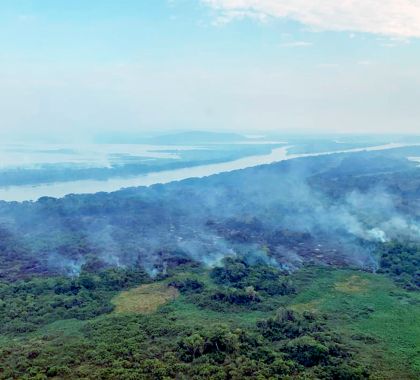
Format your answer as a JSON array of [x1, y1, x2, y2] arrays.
[[0, 0, 419, 141]]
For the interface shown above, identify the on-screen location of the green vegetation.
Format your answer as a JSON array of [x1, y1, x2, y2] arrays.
[[112, 283, 179, 314], [0, 267, 150, 335], [183, 258, 295, 312], [289, 266, 420, 379], [0, 259, 419, 379], [377, 241, 419, 290]]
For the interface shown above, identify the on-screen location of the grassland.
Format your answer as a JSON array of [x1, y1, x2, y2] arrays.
[[112, 283, 179, 314], [289, 267, 420, 379]]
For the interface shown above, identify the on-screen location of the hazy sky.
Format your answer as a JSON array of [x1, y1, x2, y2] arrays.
[[0, 0, 419, 140]]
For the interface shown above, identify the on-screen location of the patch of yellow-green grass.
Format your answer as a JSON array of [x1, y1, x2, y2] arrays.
[[335, 275, 370, 293], [112, 283, 179, 315], [291, 300, 321, 313]]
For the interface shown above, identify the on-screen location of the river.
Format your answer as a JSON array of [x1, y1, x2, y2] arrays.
[[0, 143, 416, 202]]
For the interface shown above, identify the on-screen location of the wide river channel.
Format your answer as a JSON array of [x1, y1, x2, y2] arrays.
[[0, 143, 414, 202]]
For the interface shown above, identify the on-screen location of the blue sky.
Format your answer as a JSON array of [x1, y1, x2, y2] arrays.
[[0, 0, 419, 140]]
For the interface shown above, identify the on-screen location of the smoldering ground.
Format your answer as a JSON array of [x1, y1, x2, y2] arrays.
[[0, 148, 419, 278]]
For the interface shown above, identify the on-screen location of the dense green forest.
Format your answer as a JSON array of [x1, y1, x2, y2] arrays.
[[0, 246, 419, 379], [377, 242, 419, 290]]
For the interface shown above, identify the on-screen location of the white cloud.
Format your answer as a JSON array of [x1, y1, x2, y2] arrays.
[[212, 9, 268, 25], [203, 0, 420, 38]]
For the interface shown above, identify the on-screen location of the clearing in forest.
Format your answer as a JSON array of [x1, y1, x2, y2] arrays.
[[334, 275, 370, 293], [112, 283, 179, 314]]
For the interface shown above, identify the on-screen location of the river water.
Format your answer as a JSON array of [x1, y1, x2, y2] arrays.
[[0, 143, 415, 202]]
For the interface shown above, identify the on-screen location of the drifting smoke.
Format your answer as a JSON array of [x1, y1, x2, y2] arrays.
[[0, 149, 418, 276], [47, 254, 86, 277], [366, 228, 388, 243]]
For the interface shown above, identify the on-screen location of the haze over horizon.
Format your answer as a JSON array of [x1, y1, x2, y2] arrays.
[[1, 0, 420, 141]]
